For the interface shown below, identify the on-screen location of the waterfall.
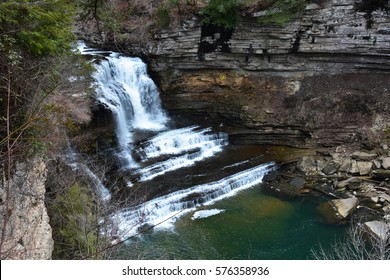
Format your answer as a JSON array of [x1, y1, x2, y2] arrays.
[[77, 42, 276, 237], [111, 162, 275, 238], [78, 42, 168, 168]]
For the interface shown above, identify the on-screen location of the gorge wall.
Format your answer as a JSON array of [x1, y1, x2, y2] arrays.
[[94, 0, 390, 149], [0, 159, 53, 259]]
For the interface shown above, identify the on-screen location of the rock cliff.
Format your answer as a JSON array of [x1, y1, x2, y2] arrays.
[[89, 0, 390, 148], [0, 159, 53, 259]]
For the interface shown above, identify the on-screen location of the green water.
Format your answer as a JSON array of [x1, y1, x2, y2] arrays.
[[117, 185, 346, 260]]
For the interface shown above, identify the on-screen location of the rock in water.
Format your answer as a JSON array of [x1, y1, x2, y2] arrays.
[[364, 220, 390, 242], [317, 197, 359, 224]]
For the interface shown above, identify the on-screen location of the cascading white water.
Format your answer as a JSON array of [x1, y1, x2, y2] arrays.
[[136, 126, 223, 160], [78, 42, 277, 238], [85, 44, 168, 168], [131, 126, 228, 182], [64, 145, 111, 202], [111, 161, 275, 239]]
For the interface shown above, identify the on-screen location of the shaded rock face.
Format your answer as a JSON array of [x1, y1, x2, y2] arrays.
[[95, 0, 390, 148], [0, 159, 53, 259], [160, 70, 390, 147]]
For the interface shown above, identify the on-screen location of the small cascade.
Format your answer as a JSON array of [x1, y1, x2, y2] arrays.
[[130, 126, 228, 182], [111, 162, 275, 238], [64, 146, 111, 202]]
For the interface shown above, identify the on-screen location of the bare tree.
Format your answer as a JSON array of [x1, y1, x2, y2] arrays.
[[311, 220, 390, 260]]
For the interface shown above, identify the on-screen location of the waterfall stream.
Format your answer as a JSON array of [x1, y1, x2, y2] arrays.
[[74, 43, 346, 259], [78, 42, 275, 233]]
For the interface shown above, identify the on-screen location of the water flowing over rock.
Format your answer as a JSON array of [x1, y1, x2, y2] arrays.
[[111, 162, 275, 238], [78, 43, 278, 239]]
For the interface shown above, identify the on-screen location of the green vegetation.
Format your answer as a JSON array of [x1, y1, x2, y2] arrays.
[[0, 0, 76, 57], [0, 1, 93, 259], [200, 0, 240, 29], [197, 0, 308, 29], [257, 0, 307, 26], [156, 6, 171, 28], [49, 182, 100, 259]]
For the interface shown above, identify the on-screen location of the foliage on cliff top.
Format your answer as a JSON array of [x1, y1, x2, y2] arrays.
[[197, 0, 308, 29], [0, 0, 76, 57], [255, 0, 308, 26], [200, 0, 240, 29]]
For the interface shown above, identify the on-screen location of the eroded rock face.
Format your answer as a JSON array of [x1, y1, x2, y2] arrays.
[[0, 159, 53, 259], [84, 0, 390, 148], [127, 0, 390, 73], [138, 0, 390, 148]]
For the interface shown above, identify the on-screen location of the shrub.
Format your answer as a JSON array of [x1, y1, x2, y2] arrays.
[[156, 7, 171, 28], [200, 0, 240, 29], [257, 0, 307, 26]]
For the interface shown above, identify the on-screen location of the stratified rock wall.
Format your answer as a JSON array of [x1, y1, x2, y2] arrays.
[[0, 159, 53, 259], [100, 0, 390, 148], [140, 0, 390, 72]]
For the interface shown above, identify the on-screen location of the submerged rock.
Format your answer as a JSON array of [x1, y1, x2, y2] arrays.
[[138, 223, 154, 233]]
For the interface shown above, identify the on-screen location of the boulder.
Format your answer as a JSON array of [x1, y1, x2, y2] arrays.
[[364, 220, 390, 242], [349, 160, 359, 175], [372, 170, 390, 180], [352, 151, 377, 161], [382, 157, 390, 170], [339, 158, 352, 172], [322, 161, 339, 175], [290, 177, 306, 188], [373, 160, 381, 169], [383, 205, 390, 214], [357, 161, 372, 175], [297, 156, 318, 175], [378, 193, 390, 203], [317, 197, 359, 224], [263, 181, 304, 198], [336, 177, 362, 189]]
